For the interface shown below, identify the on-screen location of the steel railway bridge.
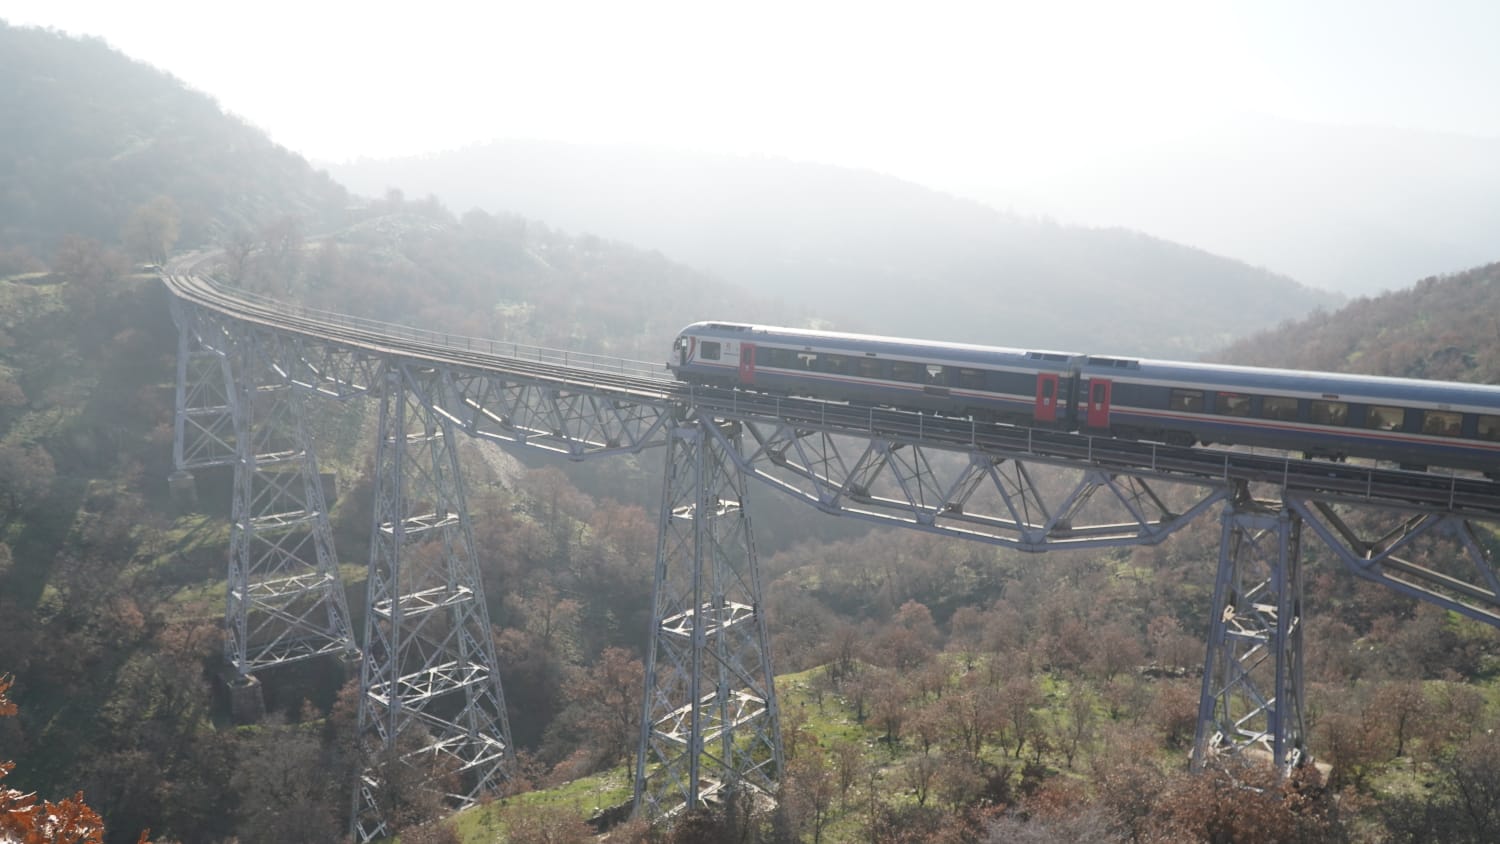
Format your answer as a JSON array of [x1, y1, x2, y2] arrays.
[[162, 260, 1500, 840]]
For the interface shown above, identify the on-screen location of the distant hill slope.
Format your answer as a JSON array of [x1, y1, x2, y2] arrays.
[[329, 140, 1341, 357], [978, 115, 1500, 297], [284, 201, 788, 361], [0, 21, 349, 260], [1213, 262, 1500, 383]]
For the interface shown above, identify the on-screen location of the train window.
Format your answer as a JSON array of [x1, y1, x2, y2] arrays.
[[1087, 356, 1140, 369], [856, 358, 882, 378], [700, 341, 721, 361], [957, 368, 986, 389], [823, 354, 850, 374], [797, 352, 818, 369], [1215, 393, 1252, 416], [1109, 382, 1146, 405], [768, 348, 798, 368], [1422, 410, 1462, 437], [1477, 415, 1500, 441], [1170, 389, 1205, 413], [926, 365, 946, 384], [1364, 405, 1405, 431], [1310, 400, 1349, 426], [997, 371, 1035, 394], [1262, 397, 1299, 421], [890, 361, 921, 383]]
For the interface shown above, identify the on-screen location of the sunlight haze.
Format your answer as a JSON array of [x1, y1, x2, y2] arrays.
[[6, 0, 1498, 293]]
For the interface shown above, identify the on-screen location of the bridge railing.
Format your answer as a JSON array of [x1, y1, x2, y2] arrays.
[[185, 271, 668, 381]]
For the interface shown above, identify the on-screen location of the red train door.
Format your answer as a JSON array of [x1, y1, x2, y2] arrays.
[[1085, 378, 1112, 429], [1034, 373, 1060, 423], [739, 343, 756, 384]]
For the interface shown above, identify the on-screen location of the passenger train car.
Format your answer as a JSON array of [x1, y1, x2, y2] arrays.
[[669, 322, 1500, 476]]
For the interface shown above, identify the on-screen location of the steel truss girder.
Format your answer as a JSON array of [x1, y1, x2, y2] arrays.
[[352, 364, 513, 843], [175, 300, 383, 405], [1194, 492, 1306, 773], [727, 420, 1229, 550], [171, 301, 359, 677], [409, 368, 676, 459], [635, 417, 783, 820], [1288, 497, 1500, 626], [264, 332, 384, 400]]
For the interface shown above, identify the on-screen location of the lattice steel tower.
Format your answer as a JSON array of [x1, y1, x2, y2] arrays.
[[171, 301, 358, 718], [635, 414, 783, 817], [351, 364, 512, 842], [1194, 487, 1305, 770]]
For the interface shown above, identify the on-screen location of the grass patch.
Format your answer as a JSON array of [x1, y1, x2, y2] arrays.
[[448, 766, 633, 842]]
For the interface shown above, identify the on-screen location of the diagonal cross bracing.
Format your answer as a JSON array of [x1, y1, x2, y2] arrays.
[[1290, 498, 1500, 626], [417, 367, 676, 458]]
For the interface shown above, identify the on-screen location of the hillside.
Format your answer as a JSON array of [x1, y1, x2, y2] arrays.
[[329, 140, 1342, 357], [283, 197, 788, 361], [0, 20, 350, 268], [1213, 262, 1500, 383], [977, 114, 1500, 297]]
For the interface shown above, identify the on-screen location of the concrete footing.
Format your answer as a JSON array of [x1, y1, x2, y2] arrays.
[[339, 649, 364, 685], [227, 673, 265, 724], [167, 469, 198, 511]]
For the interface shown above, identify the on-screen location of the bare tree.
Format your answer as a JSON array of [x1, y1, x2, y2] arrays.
[[784, 744, 836, 844], [901, 752, 940, 807], [1050, 682, 1099, 768], [121, 195, 181, 265], [830, 737, 865, 812]]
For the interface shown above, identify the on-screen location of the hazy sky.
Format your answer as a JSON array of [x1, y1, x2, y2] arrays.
[[5, 0, 1498, 190], [7, 0, 1500, 294]]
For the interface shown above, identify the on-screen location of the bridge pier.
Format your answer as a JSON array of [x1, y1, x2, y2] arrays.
[[224, 333, 358, 681], [1194, 487, 1306, 772], [351, 365, 513, 842], [635, 414, 783, 819], [171, 296, 359, 694]]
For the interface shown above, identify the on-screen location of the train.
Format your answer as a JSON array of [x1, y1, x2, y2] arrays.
[[668, 321, 1500, 477]]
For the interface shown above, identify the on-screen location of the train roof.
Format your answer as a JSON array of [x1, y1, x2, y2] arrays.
[[680, 322, 1500, 412], [1096, 356, 1500, 411], [682, 321, 1081, 363]]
